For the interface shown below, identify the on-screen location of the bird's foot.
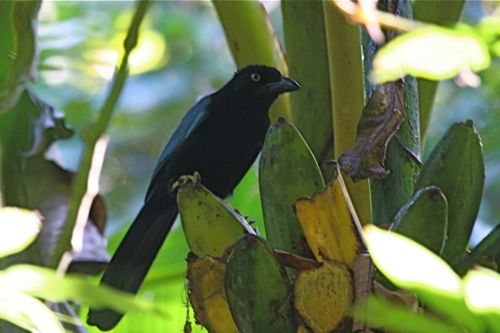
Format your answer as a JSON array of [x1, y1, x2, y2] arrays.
[[171, 172, 202, 193]]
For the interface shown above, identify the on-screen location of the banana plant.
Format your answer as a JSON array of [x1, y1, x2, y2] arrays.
[[178, 1, 498, 332], [1, 0, 498, 332]]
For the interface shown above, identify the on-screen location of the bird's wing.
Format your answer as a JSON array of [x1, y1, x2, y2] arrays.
[[146, 96, 211, 197]]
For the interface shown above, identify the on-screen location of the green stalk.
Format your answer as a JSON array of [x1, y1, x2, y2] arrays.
[[281, 0, 334, 173], [413, 0, 465, 144], [49, 0, 151, 269], [0, 1, 41, 114], [212, 0, 290, 121], [323, 1, 372, 225], [363, 0, 421, 225]]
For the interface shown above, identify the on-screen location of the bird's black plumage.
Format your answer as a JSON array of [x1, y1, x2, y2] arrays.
[[87, 65, 299, 330]]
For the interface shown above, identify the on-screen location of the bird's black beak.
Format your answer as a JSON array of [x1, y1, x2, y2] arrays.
[[266, 76, 300, 94]]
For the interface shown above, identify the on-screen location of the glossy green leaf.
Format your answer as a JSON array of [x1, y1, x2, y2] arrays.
[[372, 26, 490, 83], [415, 121, 485, 267], [392, 186, 448, 256], [259, 118, 324, 258], [0, 207, 41, 258], [225, 234, 295, 333]]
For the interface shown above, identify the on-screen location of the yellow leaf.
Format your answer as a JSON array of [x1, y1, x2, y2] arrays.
[[187, 256, 239, 333], [294, 172, 363, 267], [294, 261, 353, 333]]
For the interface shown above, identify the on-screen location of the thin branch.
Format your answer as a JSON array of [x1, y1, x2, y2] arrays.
[[49, 0, 151, 269], [332, 0, 426, 34]]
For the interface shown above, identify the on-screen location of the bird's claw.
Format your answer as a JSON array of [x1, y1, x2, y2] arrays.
[[171, 172, 202, 193]]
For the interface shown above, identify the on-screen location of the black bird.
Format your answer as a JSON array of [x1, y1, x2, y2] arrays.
[[87, 65, 299, 330]]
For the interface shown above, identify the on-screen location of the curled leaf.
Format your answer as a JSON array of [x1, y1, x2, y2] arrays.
[[339, 81, 405, 182]]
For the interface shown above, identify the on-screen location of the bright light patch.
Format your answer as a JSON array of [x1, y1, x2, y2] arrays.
[[364, 225, 461, 295], [0, 208, 41, 258], [87, 29, 167, 79], [463, 268, 500, 314], [371, 26, 490, 83], [41, 55, 72, 85]]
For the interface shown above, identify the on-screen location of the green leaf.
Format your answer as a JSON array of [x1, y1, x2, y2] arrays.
[[282, 0, 334, 170], [456, 224, 500, 275], [0, 265, 160, 316], [259, 118, 324, 258], [0, 1, 41, 113], [412, 0, 465, 142], [371, 26, 491, 83], [0, 285, 64, 333], [177, 180, 255, 257], [392, 186, 448, 256], [364, 225, 484, 333], [353, 296, 462, 333], [0, 207, 41, 258], [463, 268, 500, 332], [225, 234, 296, 333], [415, 121, 485, 267], [365, 225, 461, 296]]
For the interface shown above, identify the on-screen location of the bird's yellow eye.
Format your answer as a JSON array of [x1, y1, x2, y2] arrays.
[[250, 73, 261, 82]]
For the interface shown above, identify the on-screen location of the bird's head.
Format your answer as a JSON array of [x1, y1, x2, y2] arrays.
[[225, 65, 300, 100]]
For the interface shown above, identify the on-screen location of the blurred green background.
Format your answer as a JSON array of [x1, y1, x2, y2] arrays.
[[31, 1, 498, 332]]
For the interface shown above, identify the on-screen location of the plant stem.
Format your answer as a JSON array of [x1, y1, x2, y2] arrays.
[[324, 0, 373, 225], [212, 0, 290, 121], [49, 0, 151, 269]]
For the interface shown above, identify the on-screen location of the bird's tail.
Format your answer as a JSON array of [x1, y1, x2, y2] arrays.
[[87, 197, 178, 331]]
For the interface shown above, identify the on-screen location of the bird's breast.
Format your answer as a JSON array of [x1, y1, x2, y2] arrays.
[[167, 108, 269, 198]]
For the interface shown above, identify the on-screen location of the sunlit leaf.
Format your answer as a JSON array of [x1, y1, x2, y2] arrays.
[[364, 225, 460, 295], [353, 296, 462, 333], [364, 225, 484, 333], [0, 207, 41, 258], [0, 265, 160, 316], [0, 285, 64, 333], [371, 26, 490, 83], [463, 268, 500, 327]]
